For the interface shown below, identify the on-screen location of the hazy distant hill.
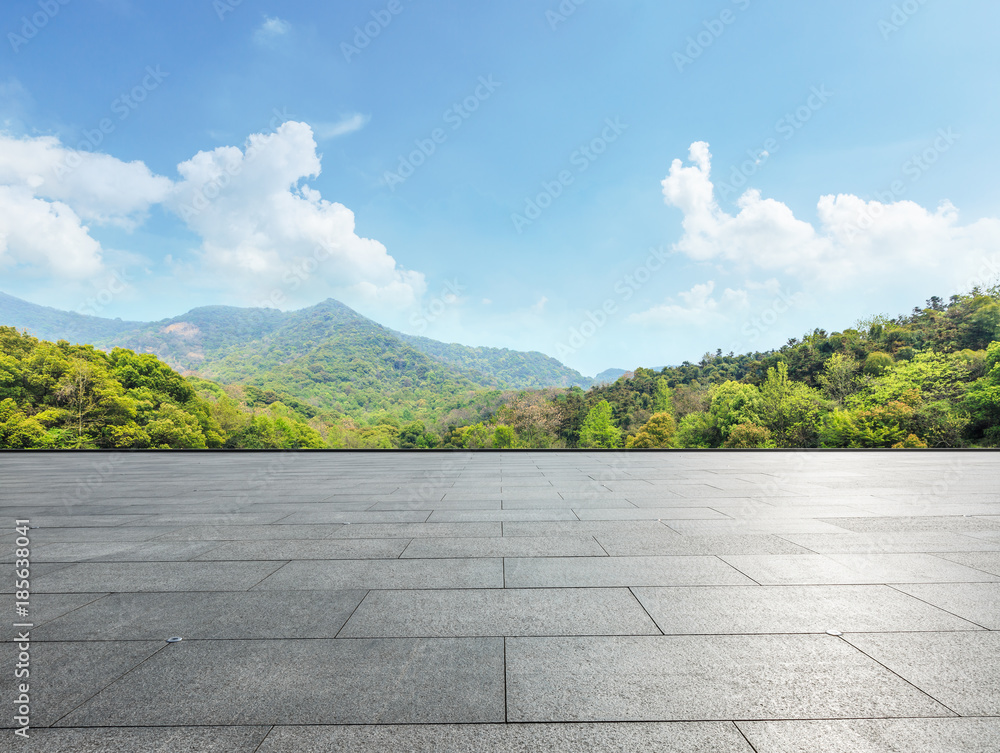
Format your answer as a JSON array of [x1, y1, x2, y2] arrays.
[[397, 333, 592, 389], [0, 291, 144, 343]]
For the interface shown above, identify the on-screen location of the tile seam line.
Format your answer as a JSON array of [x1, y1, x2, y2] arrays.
[[733, 720, 761, 753], [838, 636, 965, 718], [47, 640, 173, 728], [31, 714, 993, 731], [883, 583, 993, 631], [249, 724, 275, 753], [333, 589, 372, 639]]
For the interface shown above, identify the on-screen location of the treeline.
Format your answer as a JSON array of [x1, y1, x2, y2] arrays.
[[3, 289, 999, 449], [436, 289, 1000, 449], [0, 327, 327, 449]]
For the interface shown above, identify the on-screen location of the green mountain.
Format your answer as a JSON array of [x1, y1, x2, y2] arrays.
[[0, 293, 594, 421], [396, 333, 592, 389]]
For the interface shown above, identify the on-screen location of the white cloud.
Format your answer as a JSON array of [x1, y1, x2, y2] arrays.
[[312, 113, 370, 141], [254, 16, 291, 45], [661, 141, 1000, 293], [167, 121, 425, 308], [0, 132, 171, 279], [629, 280, 751, 326], [531, 296, 549, 313]]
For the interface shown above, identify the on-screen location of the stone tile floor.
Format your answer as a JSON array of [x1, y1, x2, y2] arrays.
[[1, 450, 998, 751]]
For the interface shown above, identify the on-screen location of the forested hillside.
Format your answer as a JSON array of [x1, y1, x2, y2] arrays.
[[448, 289, 1000, 449], [2, 289, 999, 449]]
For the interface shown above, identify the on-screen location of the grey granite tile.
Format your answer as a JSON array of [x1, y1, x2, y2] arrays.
[[718, 553, 1000, 585], [253, 558, 503, 590], [502, 521, 674, 537], [0, 592, 108, 640], [506, 634, 953, 721], [427, 509, 579, 522], [822, 516, 1000, 533], [779, 532, 1000, 554], [504, 556, 755, 588], [155, 525, 344, 540], [573, 507, 731, 521], [11, 727, 271, 752], [278, 511, 431, 524], [31, 541, 223, 562], [846, 632, 1000, 716], [401, 536, 606, 558], [632, 585, 983, 634], [892, 582, 1000, 629], [33, 590, 367, 640], [737, 718, 1000, 753], [330, 522, 502, 539], [597, 533, 810, 557], [192, 539, 408, 560], [933, 551, 1000, 576], [256, 722, 753, 753], [339, 588, 659, 637], [20, 526, 181, 543], [59, 638, 504, 726], [32, 561, 285, 593], [0, 640, 163, 727]]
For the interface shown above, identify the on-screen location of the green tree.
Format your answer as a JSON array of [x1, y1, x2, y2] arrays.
[[579, 400, 621, 448], [626, 411, 676, 448], [758, 362, 824, 447]]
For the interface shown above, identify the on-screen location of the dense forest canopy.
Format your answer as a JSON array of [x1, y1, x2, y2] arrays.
[[2, 288, 999, 449]]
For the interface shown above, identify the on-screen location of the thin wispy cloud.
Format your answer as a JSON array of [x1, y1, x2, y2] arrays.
[[312, 113, 370, 141]]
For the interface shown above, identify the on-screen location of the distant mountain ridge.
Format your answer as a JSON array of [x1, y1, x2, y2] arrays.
[[0, 292, 596, 395]]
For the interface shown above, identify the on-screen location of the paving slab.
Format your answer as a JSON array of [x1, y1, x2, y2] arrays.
[[11, 727, 271, 753], [933, 551, 1000, 576], [505, 634, 953, 721], [31, 541, 223, 562], [32, 590, 368, 641], [632, 585, 984, 634], [338, 588, 659, 637], [504, 555, 756, 588], [31, 561, 285, 592], [256, 722, 753, 752], [737, 718, 1000, 753], [0, 640, 164, 727], [59, 638, 505, 726], [192, 539, 408, 560], [597, 533, 810, 556], [779, 532, 1000, 553], [892, 582, 1000, 629], [400, 536, 606, 558], [718, 553, 1000, 585], [252, 558, 504, 590], [845, 632, 1000, 716], [329, 521, 502, 538]]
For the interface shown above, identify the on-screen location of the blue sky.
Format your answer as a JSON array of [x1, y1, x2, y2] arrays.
[[2, 0, 999, 376]]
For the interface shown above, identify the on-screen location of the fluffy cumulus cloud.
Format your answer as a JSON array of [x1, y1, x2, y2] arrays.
[[0, 133, 170, 278], [659, 141, 1000, 293], [168, 121, 425, 308], [253, 16, 291, 45]]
